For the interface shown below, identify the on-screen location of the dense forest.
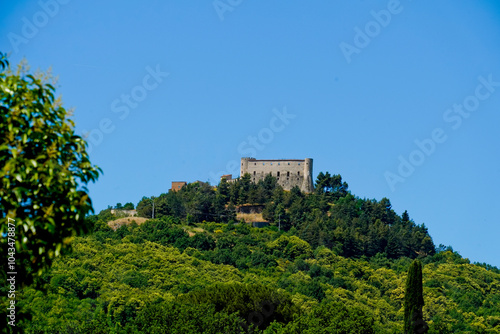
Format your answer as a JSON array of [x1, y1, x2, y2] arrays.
[[134, 173, 435, 260], [9, 173, 500, 333]]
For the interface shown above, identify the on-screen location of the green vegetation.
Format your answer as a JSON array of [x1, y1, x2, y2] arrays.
[[0, 53, 100, 285], [7, 174, 500, 333], [404, 259, 428, 333], [136, 173, 435, 261], [115, 202, 134, 210]]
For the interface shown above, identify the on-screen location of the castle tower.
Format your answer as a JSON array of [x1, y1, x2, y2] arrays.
[[302, 158, 314, 193], [240, 157, 251, 178]]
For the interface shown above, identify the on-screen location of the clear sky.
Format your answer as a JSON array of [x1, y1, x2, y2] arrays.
[[1, 1, 500, 267]]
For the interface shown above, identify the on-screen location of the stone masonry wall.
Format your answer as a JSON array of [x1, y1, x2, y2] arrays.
[[240, 158, 314, 193]]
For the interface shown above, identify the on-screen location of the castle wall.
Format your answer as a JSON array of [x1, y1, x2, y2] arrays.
[[240, 158, 314, 193]]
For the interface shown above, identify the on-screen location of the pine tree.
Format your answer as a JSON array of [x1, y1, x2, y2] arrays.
[[404, 259, 428, 333], [402, 210, 410, 223]]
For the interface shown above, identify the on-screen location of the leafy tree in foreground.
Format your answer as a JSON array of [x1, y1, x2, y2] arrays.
[[0, 53, 101, 284], [404, 259, 428, 333]]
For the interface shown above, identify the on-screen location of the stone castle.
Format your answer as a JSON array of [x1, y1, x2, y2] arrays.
[[171, 157, 315, 193], [240, 157, 314, 193]]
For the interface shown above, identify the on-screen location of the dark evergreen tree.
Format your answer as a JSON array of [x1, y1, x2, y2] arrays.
[[237, 173, 251, 204], [402, 210, 410, 223], [217, 177, 229, 199], [404, 259, 428, 333]]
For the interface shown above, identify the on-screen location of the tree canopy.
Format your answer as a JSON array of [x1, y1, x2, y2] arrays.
[[404, 259, 428, 333], [13, 212, 500, 333], [0, 53, 100, 284]]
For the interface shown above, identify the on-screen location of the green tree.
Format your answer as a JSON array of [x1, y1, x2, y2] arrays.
[[136, 196, 153, 217], [122, 202, 134, 210], [0, 54, 101, 284], [217, 177, 229, 200], [274, 203, 287, 230], [402, 210, 410, 223], [238, 173, 251, 204], [315, 172, 348, 199], [404, 259, 428, 333]]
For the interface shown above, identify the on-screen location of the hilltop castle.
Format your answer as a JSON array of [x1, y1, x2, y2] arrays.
[[172, 157, 315, 193], [239, 157, 314, 193]]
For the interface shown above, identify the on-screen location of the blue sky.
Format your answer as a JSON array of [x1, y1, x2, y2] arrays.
[[1, 1, 500, 267]]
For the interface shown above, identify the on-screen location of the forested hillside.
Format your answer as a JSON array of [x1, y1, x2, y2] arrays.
[[12, 173, 500, 333], [135, 173, 435, 260]]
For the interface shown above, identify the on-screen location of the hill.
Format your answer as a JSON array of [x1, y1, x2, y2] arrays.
[[16, 218, 500, 333], [11, 172, 500, 333]]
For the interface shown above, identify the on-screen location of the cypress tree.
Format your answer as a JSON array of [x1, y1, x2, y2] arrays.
[[404, 259, 428, 333]]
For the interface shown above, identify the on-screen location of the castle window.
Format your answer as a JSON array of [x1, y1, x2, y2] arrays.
[[254, 163, 256, 165], [298, 163, 301, 165], [277, 171, 280, 177], [288, 163, 290, 165], [277, 177, 280, 181], [287, 171, 290, 177], [253, 171, 256, 176], [278, 163, 280, 165], [263, 163, 265, 165], [270, 163, 273, 165], [298, 171, 300, 176]]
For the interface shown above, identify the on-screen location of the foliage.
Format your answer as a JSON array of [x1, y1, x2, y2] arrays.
[[264, 300, 375, 333], [11, 214, 500, 333], [268, 235, 313, 260], [404, 259, 428, 333], [179, 282, 299, 331], [122, 202, 134, 210], [0, 53, 100, 285], [314, 171, 348, 200], [134, 172, 435, 263], [133, 301, 244, 333], [136, 181, 234, 223]]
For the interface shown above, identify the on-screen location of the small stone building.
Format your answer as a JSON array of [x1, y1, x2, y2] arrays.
[[170, 181, 187, 192]]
